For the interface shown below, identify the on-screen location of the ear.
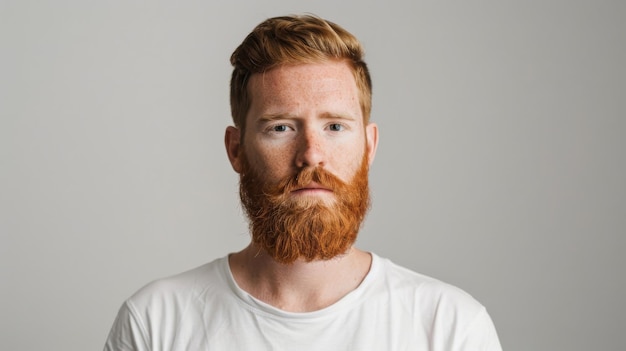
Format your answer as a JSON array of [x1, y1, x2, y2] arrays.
[[225, 126, 243, 173], [365, 122, 379, 166]]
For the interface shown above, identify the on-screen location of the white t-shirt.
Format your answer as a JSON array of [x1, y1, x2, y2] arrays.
[[104, 253, 502, 350]]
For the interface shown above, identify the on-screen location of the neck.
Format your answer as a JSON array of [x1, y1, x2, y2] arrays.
[[229, 244, 372, 312]]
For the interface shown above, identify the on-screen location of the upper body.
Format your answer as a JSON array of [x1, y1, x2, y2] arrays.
[[104, 14, 502, 350], [104, 253, 501, 351]]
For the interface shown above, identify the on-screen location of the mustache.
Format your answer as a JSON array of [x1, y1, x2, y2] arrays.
[[277, 167, 347, 194]]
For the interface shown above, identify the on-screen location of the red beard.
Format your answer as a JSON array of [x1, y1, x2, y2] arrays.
[[239, 152, 371, 264]]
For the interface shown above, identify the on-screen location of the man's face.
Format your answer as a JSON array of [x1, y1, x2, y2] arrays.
[[225, 60, 378, 263], [242, 60, 376, 190]]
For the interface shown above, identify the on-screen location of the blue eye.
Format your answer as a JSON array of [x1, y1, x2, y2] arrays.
[[273, 125, 288, 132], [329, 123, 343, 131]]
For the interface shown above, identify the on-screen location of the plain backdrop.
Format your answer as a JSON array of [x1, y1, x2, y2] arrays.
[[1, 1, 624, 350]]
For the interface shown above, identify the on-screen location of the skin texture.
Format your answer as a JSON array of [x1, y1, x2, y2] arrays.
[[224, 60, 379, 312], [226, 60, 377, 182]]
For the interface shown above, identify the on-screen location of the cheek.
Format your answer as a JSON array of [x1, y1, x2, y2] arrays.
[[246, 144, 293, 179], [332, 143, 367, 182]]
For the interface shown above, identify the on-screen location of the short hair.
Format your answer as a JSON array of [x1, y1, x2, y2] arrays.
[[229, 15, 372, 134]]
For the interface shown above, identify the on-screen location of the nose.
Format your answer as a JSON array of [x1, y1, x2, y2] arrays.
[[295, 128, 325, 168]]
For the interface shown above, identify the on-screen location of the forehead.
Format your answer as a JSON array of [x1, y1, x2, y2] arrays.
[[246, 60, 361, 116]]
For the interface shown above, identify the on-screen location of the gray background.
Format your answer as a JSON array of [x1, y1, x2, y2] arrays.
[[1, 1, 624, 350]]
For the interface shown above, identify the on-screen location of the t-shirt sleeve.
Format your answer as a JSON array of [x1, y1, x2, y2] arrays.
[[103, 301, 151, 351], [456, 307, 502, 351]]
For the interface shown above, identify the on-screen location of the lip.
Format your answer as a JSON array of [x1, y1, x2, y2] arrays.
[[291, 182, 332, 193]]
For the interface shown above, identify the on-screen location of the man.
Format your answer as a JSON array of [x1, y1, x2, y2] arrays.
[[104, 15, 502, 350]]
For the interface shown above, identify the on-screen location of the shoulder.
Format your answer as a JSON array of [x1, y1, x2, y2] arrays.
[[370, 254, 502, 349], [371, 254, 489, 328], [126, 256, 228, 313], [375, 254, 483, 309], [104, 258, 231, 350]]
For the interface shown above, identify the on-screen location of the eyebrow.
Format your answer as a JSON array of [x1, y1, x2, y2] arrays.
[[257, 113, 296, 122], [257, 112, 357, 122], [320, 112, 357, 121]]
